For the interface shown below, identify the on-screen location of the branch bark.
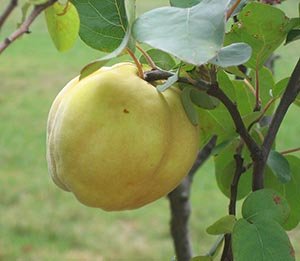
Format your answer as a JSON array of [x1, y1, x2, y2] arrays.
[[250, 58, 300, 189], [0, 0, 57, 54], [168, 136, 217, 261], [0, 0, 18, 29]]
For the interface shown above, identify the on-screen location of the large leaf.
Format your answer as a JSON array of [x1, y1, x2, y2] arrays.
[[78, 0, 136, 78], [170, 0, 202, 8], [133, 0, 228, 65], [209, 43, 252, 67], [242, 189, 290, 225], [232, 219, 295, 261], [265, 156, 300, 230], [72, 0, 128, 52], [225, 3, 292, 69], [45, 2, 79, 52], [267, 150, 291, 184], [79, 27, 131, 79]]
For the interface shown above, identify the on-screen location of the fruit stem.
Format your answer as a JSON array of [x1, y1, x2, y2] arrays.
[[126, 47, 144, 79], [136, 44, 157, 70]]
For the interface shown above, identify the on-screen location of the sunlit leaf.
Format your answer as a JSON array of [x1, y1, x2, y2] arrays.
[[209, 43, 252, 67], [225, 3, 292, 69], [133, 0, 228, 65], [45, 2, 79, 52]]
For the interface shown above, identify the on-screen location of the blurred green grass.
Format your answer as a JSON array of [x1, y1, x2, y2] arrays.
[[0, 0, 300, 260]]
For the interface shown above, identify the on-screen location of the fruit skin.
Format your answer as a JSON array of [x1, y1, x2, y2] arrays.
[[47, 62, 199, 211]]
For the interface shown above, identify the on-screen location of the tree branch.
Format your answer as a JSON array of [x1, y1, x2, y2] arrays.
[[249, 58, 300, 189], [0, 0, 57, 54], [168, 136, 217, 261], [207, 84, 261, 160], [0, 0, 18, 29], [221, 151, 245, 261], [263, 58, 300, 154]]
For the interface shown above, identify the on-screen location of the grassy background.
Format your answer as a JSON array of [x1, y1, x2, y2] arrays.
[[0, 0, 300, 260]]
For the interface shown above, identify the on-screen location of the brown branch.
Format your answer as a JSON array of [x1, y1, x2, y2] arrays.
[[0, 0, 57, 54], [0, 0, 18, 30], [280, 147, 300, 155], [221, 151, 245, 261], [207, 84, 261, 159], [168, 136, 217, 261], [144, 69, 210, 91], [249, 58, 300, 190]]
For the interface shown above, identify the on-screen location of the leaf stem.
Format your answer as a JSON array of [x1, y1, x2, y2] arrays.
[[280, 147, 300, 155], [126, 47, 144, 79], [226, 0, 242, 20], [136, 44, 157, 69], [247, 97, 278, 131]]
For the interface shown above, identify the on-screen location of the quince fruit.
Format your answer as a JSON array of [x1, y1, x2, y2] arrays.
[[46, 62, 199, 211]]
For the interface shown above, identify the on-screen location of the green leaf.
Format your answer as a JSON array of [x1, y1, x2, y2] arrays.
[[44, 2, 79, 52], [242, 189, 290, 225], [211, 139, 233, 156], [225, 3, 292, 69], [190, 88, 220, 110], [157, 73, 178, 92], [273, 77, 289, 98], [139, 49, 176, 70], [170, 0, 202, 8], [265, 156, 300, 230], [225, 66, 249, 79], [285, 29, 300, 45], [214, 140, 252, 200], [247, 66, 275, 114], [181, 87, 199, 126], [206, 215, 236, 235], [79, 0, 136, 79], [232, 219, 295, 261], [72, 0, 129, 52], [133, 0, 228, 65], [209, 43, 252, 67], [79, 28, 130, 79], [267, 150, 291, 184]]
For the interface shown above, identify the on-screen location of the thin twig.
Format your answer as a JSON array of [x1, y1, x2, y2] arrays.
[[250, 59, 300, 190], [254, 67, 261, 111], [221, 152, 245, 261], [226, 0, 242, 20], [207, 84, 261, 159], [126, 47, 144, 79], [0, 0, 18, 29], [280, 147, 300, 155], [144, 69, 210, 91], [247, 97, 278, 131], [0, 0, 57, 54], [136, 44, 157, 70]]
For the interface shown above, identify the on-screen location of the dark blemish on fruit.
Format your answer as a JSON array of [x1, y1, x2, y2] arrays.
[[123, 109, 130, 114], [273, 195, 281, 205]]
